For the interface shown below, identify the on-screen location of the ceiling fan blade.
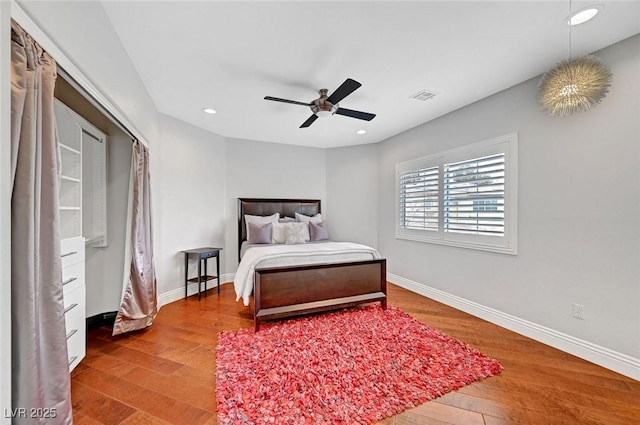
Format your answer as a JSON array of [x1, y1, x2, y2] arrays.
[[264, 96, 311, 107], [335, 107, 376, 121], [326, 78, 362, 105], [300, 115, 318, 128]]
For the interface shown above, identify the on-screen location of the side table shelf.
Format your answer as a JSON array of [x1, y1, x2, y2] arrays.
[[182, 247, 223, 300]]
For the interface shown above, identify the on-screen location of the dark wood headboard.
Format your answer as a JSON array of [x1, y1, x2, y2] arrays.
[[237, 198, 321, 262]]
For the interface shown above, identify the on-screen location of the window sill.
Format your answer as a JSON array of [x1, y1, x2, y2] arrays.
[[395, 232, 517, 255]]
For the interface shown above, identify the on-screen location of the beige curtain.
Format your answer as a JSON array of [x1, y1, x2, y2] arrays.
[[10, 22, 73, 425], [113, 141, 158, 336]]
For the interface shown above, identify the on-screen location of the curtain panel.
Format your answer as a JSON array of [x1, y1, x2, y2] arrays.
[[113, 141, 158, 336], [10, 21, 73, 425]]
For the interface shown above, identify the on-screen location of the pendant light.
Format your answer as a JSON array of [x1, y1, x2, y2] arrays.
[[537, 1, 612, 117]]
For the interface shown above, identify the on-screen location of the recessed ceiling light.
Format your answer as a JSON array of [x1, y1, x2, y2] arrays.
[[202, 108, 217, 114], [569, 7, 599, 26], [356, 129, 367, 135]]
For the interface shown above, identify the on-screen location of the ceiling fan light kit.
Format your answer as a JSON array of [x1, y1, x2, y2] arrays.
[[311, 89, 338, 117], [264, 78, 376, 128]]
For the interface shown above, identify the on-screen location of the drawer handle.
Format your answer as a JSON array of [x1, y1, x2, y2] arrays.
[[66, 329, 77, 340], [64, 303, 78, 314], [68, 356, 78, 366], [61, 251, 78, 258], [62, 277, 77, 286]]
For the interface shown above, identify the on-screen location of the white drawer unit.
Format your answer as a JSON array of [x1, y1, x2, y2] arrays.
[[56, 100, 88, 373], [60, 237, 85, 372], [63, 284, 84, 318], [65, 304, 86, 372], [60, 237, 85, 269], [61, 261, 84, 294]]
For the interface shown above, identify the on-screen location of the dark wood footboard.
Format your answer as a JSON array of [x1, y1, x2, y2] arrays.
[[253, 259, 387, 331]]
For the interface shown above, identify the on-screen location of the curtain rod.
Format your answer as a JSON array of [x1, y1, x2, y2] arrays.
[[57, 67, 137, 143]]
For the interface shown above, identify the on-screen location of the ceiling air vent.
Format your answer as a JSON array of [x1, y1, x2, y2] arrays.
[[409, 89, 439, 101]]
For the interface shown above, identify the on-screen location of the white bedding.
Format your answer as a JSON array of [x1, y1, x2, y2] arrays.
[[234, 241, 381, 306]]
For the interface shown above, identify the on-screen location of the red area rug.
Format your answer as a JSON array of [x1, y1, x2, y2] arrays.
[[216, 305, 502, 424]]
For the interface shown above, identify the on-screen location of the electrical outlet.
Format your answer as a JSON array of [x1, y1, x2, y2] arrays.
[[572, 303, 585, 320]]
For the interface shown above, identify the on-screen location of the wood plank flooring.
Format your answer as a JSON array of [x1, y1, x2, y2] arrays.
[[71, 283, 640, 425]]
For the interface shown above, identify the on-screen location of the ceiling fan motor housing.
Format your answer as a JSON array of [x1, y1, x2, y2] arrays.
[[312, 88, 337, 117]]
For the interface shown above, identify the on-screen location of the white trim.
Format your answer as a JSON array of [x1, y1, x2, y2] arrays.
[[9, 0, 149, 149], [388, 272, 640, 381], [158, 273, 235, 308], [1, 1, 13, 422], [395, 132, 518, 255]]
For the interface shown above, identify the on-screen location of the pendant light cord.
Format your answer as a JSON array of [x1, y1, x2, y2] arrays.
[[568, 0, 573, 59]]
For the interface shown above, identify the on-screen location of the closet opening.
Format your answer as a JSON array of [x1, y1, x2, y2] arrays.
[[54, 73, 134, 332]]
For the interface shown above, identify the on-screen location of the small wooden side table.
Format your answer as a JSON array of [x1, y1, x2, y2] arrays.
[[182, 247, 222, 300]]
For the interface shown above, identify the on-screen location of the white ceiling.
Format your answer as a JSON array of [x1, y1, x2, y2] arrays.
[[101, 1, 640, 149]]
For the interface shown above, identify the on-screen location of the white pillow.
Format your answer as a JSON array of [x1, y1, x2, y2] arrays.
[[284, 222, 310, 244], [272, 222, 286, 244], [295, 212, 322, 224], [245, 213, 279, 243]]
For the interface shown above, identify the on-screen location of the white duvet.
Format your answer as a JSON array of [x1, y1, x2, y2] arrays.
[[234, 241, 381, 306]]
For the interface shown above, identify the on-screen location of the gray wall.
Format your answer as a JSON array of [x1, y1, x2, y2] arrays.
[[84, 125, 132, 316], [155, 114, 226, 296], [5, 2, 638, 380], [151, 131, 329, 297], [3, 4, 157, 414], [17, 0, 159, 144], [224, 137, 327, 273], [376, 35, 640, 359], [14, 0, 163, 311], [326, 144, 379, 249], [94, 127, 132, 316]]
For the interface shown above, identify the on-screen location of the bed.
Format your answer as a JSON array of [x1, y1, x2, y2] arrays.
[[237, 198, 387, 331]]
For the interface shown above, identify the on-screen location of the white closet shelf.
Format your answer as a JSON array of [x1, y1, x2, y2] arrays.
[[60, 206, 81, 211], [59, 143, 80, 155], [61, 175, 81, 183], [84, 235, 105, 246]]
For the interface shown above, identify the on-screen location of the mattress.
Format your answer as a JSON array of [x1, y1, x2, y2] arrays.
[[234, 241, 381, 306]]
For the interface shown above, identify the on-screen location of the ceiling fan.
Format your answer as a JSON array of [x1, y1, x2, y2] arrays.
[[264, 78, 376, 128]]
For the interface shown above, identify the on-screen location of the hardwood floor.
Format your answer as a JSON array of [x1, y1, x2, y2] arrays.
[[71, 283, 640, 425]]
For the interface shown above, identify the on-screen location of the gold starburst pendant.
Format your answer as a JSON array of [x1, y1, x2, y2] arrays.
[[537, 55, 612, 117]]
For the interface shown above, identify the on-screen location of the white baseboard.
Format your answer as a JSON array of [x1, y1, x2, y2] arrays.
[[158, 273, 235, 307], [388, 273, 640, 381]]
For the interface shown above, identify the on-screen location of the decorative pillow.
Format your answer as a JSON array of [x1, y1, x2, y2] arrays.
[[248, 222, 272, 244], [245, 213, 279, 242], [284, 222, 309, 244], [272, 222, 286, 244], [309, 221, 329, 241], [278, 217, 296, 223], [295, 212, 322, 224]]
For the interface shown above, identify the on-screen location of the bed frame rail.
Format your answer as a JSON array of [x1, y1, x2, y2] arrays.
[[253, 259, 387, 331]]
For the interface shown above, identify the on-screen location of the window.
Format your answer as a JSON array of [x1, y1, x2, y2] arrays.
[[399, 166, 439, 231], [444, 153, 505, 236], [396, 133, 517, 254]]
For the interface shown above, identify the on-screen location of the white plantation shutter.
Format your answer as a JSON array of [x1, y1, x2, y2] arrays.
[[399, 166, 439, 231], [396, 133, 517, 254], [444, 153, 505, 236]]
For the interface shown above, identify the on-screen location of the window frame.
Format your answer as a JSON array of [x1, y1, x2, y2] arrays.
[[395, 132, 518, 255]]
